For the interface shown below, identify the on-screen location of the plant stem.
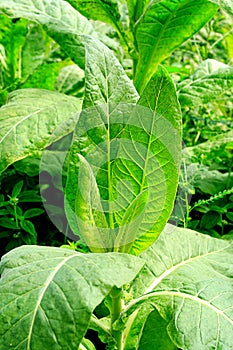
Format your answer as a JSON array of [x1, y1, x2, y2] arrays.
[[110, 287, 124, 350]]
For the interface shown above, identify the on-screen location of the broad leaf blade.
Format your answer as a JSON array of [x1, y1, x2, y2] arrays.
[[0, 89, 82, 173], [0, 245, 144, 349], [127, 66, 182, 255], [127, 224, 233, 349], [65, 37, 138, 251], [134, 0, 218, 93], [178, 59, 233, 106]]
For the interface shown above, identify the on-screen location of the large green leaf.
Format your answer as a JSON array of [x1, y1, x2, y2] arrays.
[[124, 224, 233, 349], [0, 0, 94, 68], [127, 65, 182, 255], [66, 62, 181, 254], [65, 37, 138, 251], [134, 0, 218, 93], [178, 59, 233, 107], [0, 89, 82, 173], [0, 245, 144, 349]]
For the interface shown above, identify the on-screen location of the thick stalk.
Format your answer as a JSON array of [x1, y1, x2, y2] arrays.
[[110, 287, 124, 350]]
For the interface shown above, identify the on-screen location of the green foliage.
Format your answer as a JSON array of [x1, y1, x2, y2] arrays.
[[0, 0, 232, 349]]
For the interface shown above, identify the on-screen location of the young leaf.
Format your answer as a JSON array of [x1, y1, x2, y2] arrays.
[[79, 338, 96, 350], [125, 224, 233, 349], [0, 246, 144, 349], [178, 59, 233, 107], [134, 0, 218, 93], [12, 180, 24, 198], [0, 88, 82, 173], [24, 208, 44, 219], [20, 219, 37, 236]]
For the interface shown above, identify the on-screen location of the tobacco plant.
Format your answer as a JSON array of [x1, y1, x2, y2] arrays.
[[0, 0, 233, 349]]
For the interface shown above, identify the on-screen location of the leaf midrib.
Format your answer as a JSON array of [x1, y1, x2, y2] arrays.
[[144, 243, 231, 293], [144, 290, 233, 325]]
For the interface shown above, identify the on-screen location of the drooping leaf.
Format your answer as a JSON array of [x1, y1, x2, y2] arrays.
[[178, 59, 233, 106], [0, 0, 94, 68], [134, 0, 218, 93], [125, 224, 233, 350], [0, 245, 144, 349], [0, 88, 82, 173]]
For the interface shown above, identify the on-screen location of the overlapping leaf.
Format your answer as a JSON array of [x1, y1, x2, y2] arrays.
[[125, 224, 233, 349], [0, 89, 82, 173], [0, 245, 144, 349], [134, 0, 218, 93]]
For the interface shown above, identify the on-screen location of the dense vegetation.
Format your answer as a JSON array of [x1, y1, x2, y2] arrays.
[[0, 0, 232, 349]]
